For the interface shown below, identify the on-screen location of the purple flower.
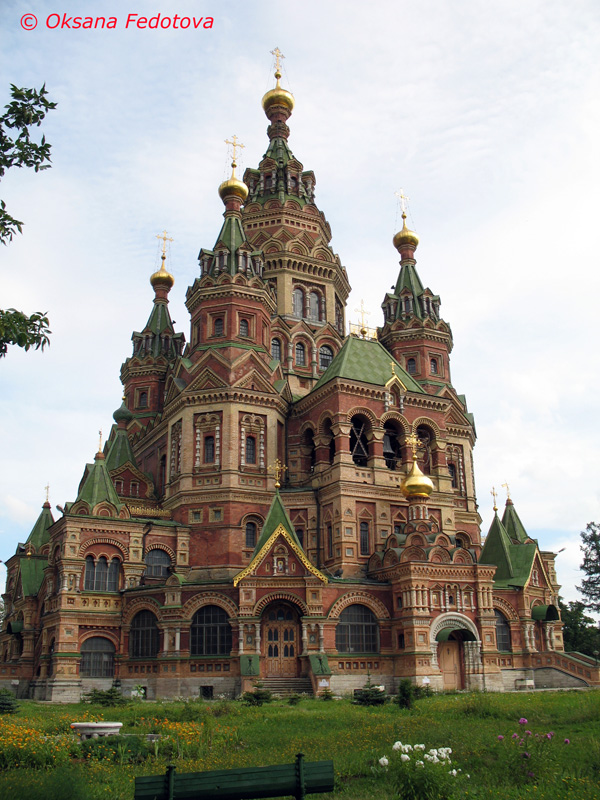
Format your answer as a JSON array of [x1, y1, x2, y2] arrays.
[[523, 752, 531, 759], [525, 731, 532, 736], [519, 718, 528, 725], [512, 733, 519, 739], [564, 739, 570, 745], [527, 771, 535, 779], [497, 735, 504, 741], [546, 733, 553, 740]]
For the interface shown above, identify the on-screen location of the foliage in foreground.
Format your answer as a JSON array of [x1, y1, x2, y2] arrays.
[[0, 687, 19, 714]]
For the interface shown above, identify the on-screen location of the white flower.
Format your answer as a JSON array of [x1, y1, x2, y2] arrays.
[[379, 757, 389, 767], [466, 774, 470, 779], [392, 741, 402, 751], [416, 761, 424, 768], [424, 754, 433, 762], [429, 749, 438, 756], [414, 744, 426, 751], [400, 754, 410, 762], [431, 756, 440, 763], [449, 769, 457, 777]]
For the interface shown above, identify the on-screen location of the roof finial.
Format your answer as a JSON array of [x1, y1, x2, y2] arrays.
[[268, 458, 287, 489], [393, 188, 419, 254], [151, 230, 175, 293], [219, 136, 249, 203], [156, 229, 173, 261], [406, 432, 420, 461], [502, 481, 511, 501], [44, 483, 50, 503], [262, 48, 294, 115], [271, 47, 285, 83], [395, 188, 410, 216], [98, 429, 103, 454], [354, 300, 370, 338], [225, 134, 245, 177], [491, 486, 498, 512]]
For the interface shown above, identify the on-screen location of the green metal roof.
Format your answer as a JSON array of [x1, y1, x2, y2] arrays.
[[105, 426, 137, 472], [73, 453, 122, 511], [502, 500, 529, 544], [480, 506, 537, 588], [253, 490, 302, 556], [25, 503, 54, 551], [19, 558, 47, 596], [312, 336, 424, 393]]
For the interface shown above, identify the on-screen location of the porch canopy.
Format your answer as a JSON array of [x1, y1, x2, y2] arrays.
[[435, 627, 476, 642], [7, 621, 24, 634], [531, 604, 559, 621]]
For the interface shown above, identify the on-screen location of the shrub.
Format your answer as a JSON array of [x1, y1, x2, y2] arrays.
[[353, 674, 389, 706], [287, 693, 302, 706], [0, 688, 19, 715], [82, 687, 128, 707], [79, 734, 150, 764], [241, 681, 273, 706], [320, 688, 334, 701], [396, 678, 415, 710]]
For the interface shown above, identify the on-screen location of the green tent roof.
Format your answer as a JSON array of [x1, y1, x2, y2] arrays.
[[19, 558, 47, 596], [253, 490, 303, 556], [312, 336, 424, 393], [73, 453, 122, 511], [502, 499, 529, 544], [25, 502, 54, 551], [105, 425, 137, 473], [480, 506, 537, 588]]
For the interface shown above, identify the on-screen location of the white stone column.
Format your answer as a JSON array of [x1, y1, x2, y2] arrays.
[[301, 623, 308, 656], [254, 623, 261, 654], [318, 623, 325, 653]]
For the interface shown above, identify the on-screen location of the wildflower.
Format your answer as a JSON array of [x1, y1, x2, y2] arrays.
[[564, 739, 570, 745], [519, 718, 528, 725], [512, 733, 519, 739], [523, 752, 531, 759], [525, 730, 532, 736], [547, 732, 555, 739], [416, 761, 424, 768], [379, 756, 389, 767], [449, 769, 458, 776], [527, 771, 535, 779], [414, 744, 425, 751], [497, 735, 504, 741], [400, 753, 410, 762], [392, 741, 402, 751]]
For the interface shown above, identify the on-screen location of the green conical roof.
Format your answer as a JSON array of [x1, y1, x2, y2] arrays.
[[312, 336, 424, 393], [502, 499, 529, 544], [384, 260, 440, 323], [253, 490, 303, 556], [480, 512, 514, 581], [19, 558, 47, 596], [25, 502, 54, 551], [74, 452, 122, 511], [105, 424, 137, 472]]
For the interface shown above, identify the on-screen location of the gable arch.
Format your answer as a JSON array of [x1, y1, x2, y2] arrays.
[[430, 612, 480, 644], [79, 630, 120, 650], [182, 593, 239, 621], [428, 546, 451, 564], [144, 543, 176, 562], [328, 592, 390, 620], [346, 406, 378, 426], [380, 412, 410, 434], [317, 410, 337, 434], [401, 546, 427, 562], [494, 597, 518, 621], [254, 592, 309, 617], [412, 417, 441, 437], [122, 597, 163, 626], [79, 538, 129, 559]]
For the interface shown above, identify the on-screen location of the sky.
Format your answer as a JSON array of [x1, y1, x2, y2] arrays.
[[1, 0, 599, 608]]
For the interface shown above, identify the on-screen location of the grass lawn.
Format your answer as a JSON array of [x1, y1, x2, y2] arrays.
[[0, 690, 599, 799]]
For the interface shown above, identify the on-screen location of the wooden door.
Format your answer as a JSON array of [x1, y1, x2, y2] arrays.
[[438, 640, 462, 690], [263, 605, 299, 677]]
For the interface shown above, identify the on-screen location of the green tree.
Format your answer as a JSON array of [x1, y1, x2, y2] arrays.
[[558, 597, 600, 657], [1, 84, 56, 357], [578, 522, 600, 614]]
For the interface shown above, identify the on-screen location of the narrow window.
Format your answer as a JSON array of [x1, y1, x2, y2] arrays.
[[295, 342, 306, 366], [327, 525, 333, 558], [448, 462, 458, 488], [360, 521, 370, 556], [240, 319, 249, 337], [246, 436, 256, 464], [204, 435, 215, 463], [271, 338, 281, 361], [84, 556, 95, 591], [430, 357, 439, 374], [129, 610, 160, 658], [309, 291, 320, 321], [494, 610, 512, 651], [319, 345, 333, 371], [94, 557, 108, 591], [138, 391, 148, 408], [107, 558, 120, 592], [245, 521, 257, 548], [130, 481, 139, 498], [292, 288, 304, 318], [214, 318, 224, 336], [295, 528, 304, 548], [406, 358, 416, 375], [144, 549, 171, 578]]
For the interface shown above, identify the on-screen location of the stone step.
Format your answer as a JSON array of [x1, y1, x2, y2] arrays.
[[260, 677, 313, 696]]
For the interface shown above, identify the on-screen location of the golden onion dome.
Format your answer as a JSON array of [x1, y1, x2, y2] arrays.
[[150, 256, 175, 290], [393, 213, 419, 252], [218, 165, 249, 202], [401, 458, 434, 498], [262, 70, 295, 114]]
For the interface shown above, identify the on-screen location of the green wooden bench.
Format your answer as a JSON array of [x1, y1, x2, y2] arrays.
[[134, 753, 334, 800]]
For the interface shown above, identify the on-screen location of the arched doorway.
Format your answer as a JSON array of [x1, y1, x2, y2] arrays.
[[261, 602, 301, 677], [436, 628, 476, 690]]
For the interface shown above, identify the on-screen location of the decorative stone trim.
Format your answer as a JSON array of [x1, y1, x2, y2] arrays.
[[181, 593, 239, 621], [78, 538, 129, 559], [253, 591, 309, 617], [328, 591, 390, 620]]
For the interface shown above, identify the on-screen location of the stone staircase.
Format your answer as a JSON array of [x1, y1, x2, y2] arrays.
[[260, 677, 313, 697]]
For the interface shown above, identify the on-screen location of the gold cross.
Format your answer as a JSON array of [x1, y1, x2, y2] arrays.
[[225, 135, 245, 167], [390, 361, 396, 377], [501, 481, 511, 500], [44, 483, 50, 502], [271, 47, 285, 74], [156, 230, 173, 258], [491, 486, 498, 511], [395, 188, 410, 215], [98, 429, 103, 452], [354, 300, 370, 336], [406, 433, 420, 459], [268, 458, 287, 488]]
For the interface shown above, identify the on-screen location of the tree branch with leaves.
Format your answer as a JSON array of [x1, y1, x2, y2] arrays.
[[1, 84, 56, 357]]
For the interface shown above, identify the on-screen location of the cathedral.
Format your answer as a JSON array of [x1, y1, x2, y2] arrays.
[[2, 55, 598, 701]]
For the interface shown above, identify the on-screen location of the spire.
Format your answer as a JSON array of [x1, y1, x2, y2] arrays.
[[501, 493, 530, 544], [105, 398, 137, 472], [23, 497, 55, 553], [71, 449, 123, 513], [479, 510, 514, 581]]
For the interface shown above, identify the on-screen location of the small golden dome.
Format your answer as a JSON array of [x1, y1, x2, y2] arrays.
[[262, 71, 295, 114], [401, 458, 434, 498], [218, 171, 249, 202], [393, 213, 419, 252], [150, 256, 175, 290]]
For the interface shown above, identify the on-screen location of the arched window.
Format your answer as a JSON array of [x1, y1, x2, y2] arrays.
[[308, 291, 320, 321], [95, 557, 108, 590], [383, 422, 403, 470], [295, 342, 306, 366], [295, 528, 304, 548], [130, 481, 139, 498], [359, 521, 370, 555], [138, 391, 148, 408], [430, 357, 439, 375], [319, 345, 333, 371], [416, 425, 433, 474], [292, 288, 304, 318], [245, 521, 257, 548], [80, 637, 115, 678], [190, 605, 232, 656], [239, 319, 249, 337], [350, 415, 369, 467], [495, 610, 512, 652], [335, 604, 379, 653], [84, 555, 95, 591], [304, 428, 316, 472], [204, 435, 215, 463], [144, 549, 171, 578], [271, 338, 281, 361], [107, 558, 120, 592], [323, 418, 335, 465], [448, 462, 458, 488], [406, 358, 416, 375], [129, 610, 160, 658], [327, 525, 333, 559], [246, 436, 256, 464], [214, 318, 224, 336]]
